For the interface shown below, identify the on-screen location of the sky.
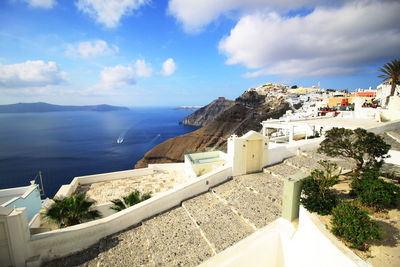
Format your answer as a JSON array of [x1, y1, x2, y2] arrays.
[[0, 0, 399, 107]]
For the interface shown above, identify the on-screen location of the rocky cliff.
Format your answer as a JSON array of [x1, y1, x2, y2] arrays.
[[183, 97, 234, 127], [135, 92, 290, 168]]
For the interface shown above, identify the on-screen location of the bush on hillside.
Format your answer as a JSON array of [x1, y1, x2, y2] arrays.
[[351, 169, 400, 211], [300, 160, 339, 215], [331, 202, 380, 250]]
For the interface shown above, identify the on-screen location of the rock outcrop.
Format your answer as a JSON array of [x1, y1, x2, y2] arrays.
[[183, 97, 234, 127], [135, 92, 290, 168]]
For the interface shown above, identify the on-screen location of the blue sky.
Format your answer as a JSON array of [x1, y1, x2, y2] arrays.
[[0, 0, 399, 107]]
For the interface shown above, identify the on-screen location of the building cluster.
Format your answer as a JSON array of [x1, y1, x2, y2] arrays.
[[248, 81, 400, 122]]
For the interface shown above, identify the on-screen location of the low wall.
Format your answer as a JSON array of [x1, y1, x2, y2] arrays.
[[184, 155, 197, 178], [285, 206, 371, 267], [267, 138, 323, 166], [54, 167, 155, 199], [199, 218, 294, 267], [28, 165, 232, 265], [185, 151, 228, 177], [1, 185, 42, 222], [188, 151, 220, 162], [191, 160, 226, 177]]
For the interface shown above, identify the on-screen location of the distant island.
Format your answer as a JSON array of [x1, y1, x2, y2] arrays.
[[0, 102, 129, 113], [175, 106, 203, 110]]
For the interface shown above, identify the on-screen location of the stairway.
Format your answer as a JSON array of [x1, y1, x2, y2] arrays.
[[44, 151, 352, 266]]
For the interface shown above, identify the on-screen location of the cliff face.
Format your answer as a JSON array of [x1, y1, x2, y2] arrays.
[[135, 92, 290, 168], [183, 97, 234, 127]]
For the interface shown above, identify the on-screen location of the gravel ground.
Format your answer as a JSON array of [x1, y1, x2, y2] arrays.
[[212, 180, 281, 228], [234, 172, 283, 205], [182, 192, 254, 253]]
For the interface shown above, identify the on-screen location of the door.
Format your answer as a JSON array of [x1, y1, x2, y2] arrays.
[[246, 140, 262, 173]]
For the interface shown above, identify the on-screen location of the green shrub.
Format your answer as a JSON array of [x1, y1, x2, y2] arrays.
[[331, 202, 380, 250], [44, 193, 101, 228], [300, 160, 339, 215], [110, 190, 152, 211], [351, 169, 400, 211]]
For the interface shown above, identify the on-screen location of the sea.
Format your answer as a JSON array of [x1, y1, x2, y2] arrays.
[[0, 107, 198, 198]]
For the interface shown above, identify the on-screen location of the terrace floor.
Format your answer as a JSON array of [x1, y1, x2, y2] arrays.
[[75, 167, 189, 205]]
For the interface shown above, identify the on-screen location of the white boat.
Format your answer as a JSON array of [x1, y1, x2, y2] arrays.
[[117, 137, 123, 144]]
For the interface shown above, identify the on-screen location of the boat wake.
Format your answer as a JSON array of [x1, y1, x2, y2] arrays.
[[149, 134, 161, 144], [117, 128, 130, 144]]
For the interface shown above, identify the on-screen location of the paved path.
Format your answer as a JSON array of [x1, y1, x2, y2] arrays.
[[43, 151, 355, 266]]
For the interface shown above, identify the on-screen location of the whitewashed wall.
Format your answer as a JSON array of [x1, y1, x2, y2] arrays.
[[20, 165, 232, 266], [267, 138, 323, 166]]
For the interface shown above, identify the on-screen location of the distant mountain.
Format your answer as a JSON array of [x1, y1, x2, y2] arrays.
[[135, 92, 290, 168], [183, 97, 234, 127], [0, 102, 129, 113]]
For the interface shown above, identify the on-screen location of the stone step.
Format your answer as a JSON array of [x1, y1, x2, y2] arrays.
[[211, 180, 281, 229], [264, 162, 301, 179], [284, 155, 323, 173], [43, 224, 153, 267], [382, 132, 400, 151], [302, 150, 355, 172], [233, 172, 283, 205], [182, 192, 254, 253], [143, 206, 213, 266]]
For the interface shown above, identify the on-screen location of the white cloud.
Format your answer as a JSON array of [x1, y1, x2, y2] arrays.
[[135, 59, 152, 77], [66, 40, 119, 58], [0, 60, 67, 88], [219, 0, 400, 77], [167, 0, 319, 33], [76, 0, 149, 28], [23, 0, 56, 9], [161, 58, 176, 76], [94, 65, 135, 90]]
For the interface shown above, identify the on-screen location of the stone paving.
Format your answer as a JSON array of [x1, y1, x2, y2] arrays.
[[43, 150, 359, 266], [75, 168, 189, 204]]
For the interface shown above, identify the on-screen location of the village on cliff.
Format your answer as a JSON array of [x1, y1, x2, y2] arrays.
[[1, 78, 400, 267]]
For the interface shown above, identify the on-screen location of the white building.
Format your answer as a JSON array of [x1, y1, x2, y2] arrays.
[[377, 81, 400, 105]]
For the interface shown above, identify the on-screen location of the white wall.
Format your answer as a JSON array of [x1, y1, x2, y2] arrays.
[[284, 206, 371, 267], [267, 138, 323, 166], [386, 150, 400, 165], [199, 206, 370, 267], [185, 152, 228, 177], [199, 218, 295, 267], [25, 165, 232, 265]]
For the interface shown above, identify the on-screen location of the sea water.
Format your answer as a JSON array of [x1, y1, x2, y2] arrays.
[[0, 107, 198, 197]]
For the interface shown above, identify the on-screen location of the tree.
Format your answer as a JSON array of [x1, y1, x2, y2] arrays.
[[44, 193, 101, 228], [378, 59, 400, 97], [318, 128, 390, 172], [110, 190, 152, 212]]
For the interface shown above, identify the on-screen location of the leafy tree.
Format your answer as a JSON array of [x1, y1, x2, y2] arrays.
[[378, 58, 400, 97], [318, 128, 390, 172], [300, 160, 339, 215], [44, 193, 101, 228], [110, 190, 152, 211]]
